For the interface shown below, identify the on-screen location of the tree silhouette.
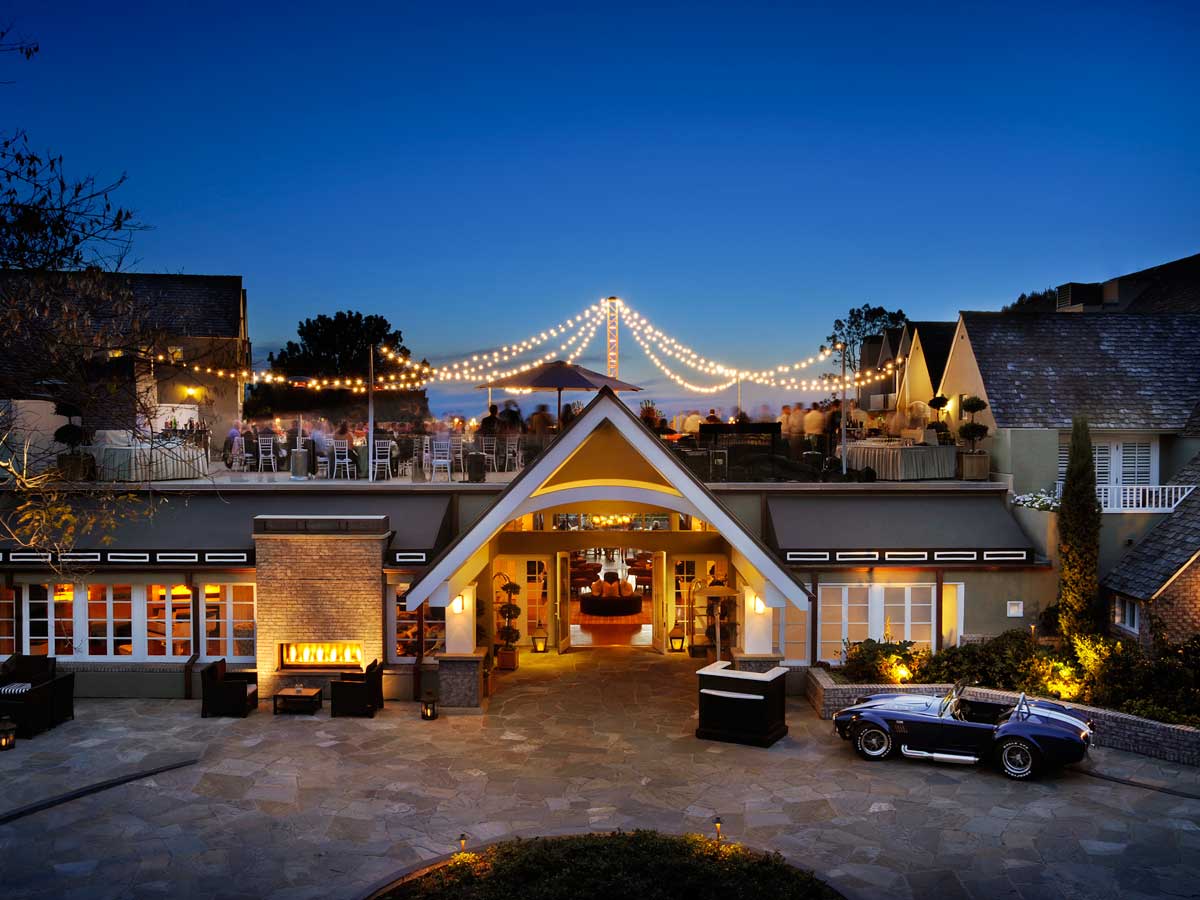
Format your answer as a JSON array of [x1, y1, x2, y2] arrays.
[[269, 311, 409, 376]]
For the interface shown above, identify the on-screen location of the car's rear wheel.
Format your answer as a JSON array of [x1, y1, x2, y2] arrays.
[[853, 724, 893, 760], [998, 738, 1038, 779]]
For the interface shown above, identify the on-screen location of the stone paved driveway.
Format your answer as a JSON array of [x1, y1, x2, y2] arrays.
[[3, 648, 1200, 900]]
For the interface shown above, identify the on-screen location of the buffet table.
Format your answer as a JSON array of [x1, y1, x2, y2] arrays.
[[837, 441, 957, 480]]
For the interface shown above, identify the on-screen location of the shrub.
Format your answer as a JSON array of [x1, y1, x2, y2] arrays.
[[957, 396, 989, 451], [1012, 489, 1060, 511], [842, 639, 927, 684]]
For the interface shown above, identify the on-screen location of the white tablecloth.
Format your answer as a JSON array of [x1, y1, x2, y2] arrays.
[[838, 442, 957, 480], [90, 441, 209, 481]]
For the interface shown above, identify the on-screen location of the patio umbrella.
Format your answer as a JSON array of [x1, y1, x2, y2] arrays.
[[477, 360, 642, 427]]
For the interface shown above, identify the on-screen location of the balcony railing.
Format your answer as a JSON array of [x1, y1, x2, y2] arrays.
[[1056, 482, 1196, 513]]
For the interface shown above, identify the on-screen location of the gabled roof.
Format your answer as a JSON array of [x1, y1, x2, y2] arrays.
[[906, 321, 955, 391], [402, 387, 810, 609], [960, 311, 1200, 431], [1104, 454, 1200, 601], [859, 336, 883, 372]]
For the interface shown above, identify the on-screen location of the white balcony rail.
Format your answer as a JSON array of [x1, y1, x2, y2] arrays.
[[1055, 482, 1196, 513]]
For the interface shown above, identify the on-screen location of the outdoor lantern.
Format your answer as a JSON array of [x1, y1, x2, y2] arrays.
[[668, 622, 686, 652], [0, 718, 15, 751], [531, 621, 549, 653], [459, 833, 468, 852], [420, 692, 438, 721], [712, 816, 723, 842]]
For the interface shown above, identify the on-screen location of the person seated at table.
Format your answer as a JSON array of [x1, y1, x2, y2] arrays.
[[705, 408, 721, 424], [655, 417, 676, 436], [333, 421, 359, 466], [478, 404, 500, 435]]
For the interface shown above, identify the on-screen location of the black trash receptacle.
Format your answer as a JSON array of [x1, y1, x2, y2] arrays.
[[466, 451, 486, 483], [695, 661, 788, 747]]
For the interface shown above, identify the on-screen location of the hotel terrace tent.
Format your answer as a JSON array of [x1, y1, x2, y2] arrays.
[[402, 386, 813, 652]]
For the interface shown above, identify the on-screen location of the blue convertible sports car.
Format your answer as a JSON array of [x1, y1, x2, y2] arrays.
[[833, 681, 1092, 779]]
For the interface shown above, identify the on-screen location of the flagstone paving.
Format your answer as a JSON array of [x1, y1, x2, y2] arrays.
[[3, 648, 1200, 900]]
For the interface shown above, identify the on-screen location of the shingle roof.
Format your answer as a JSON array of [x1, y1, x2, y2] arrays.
[[908, 321, 955, 391], [0, 270, 244, 338], [1118, 252, 1200, 314], [961, 311, 1200, 431], [1104, 453, 1200, 600], [859, 336, 882, 371]]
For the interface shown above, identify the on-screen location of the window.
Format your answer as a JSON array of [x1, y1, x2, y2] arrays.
[[1115, 596, 1139, 633], [1006, 600, 1024, 618], [1059, 435, 1156, 486], [147, 584, 192, 658], [524, 559, 548, 636], [0, 587, 14, 655], [819, 585, 869, 662], [26, 584, 49, 655], [22, 584, 75, 656], [883, 586, 933, 649], [86, 584, 133, 656], [202, 584, 256, 661], [1120, 442, 1152, 486], [776, 602, 808, 664]]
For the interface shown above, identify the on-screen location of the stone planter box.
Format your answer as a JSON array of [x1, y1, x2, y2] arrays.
[[805, 667, 1200, 766]]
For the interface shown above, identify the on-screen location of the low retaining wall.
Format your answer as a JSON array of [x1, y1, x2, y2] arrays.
[[806, 667, 1200, 766]]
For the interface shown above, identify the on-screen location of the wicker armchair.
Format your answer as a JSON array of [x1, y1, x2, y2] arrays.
[[331, 659, 384, 718], [0, 654, 61, 737], [200, 659, 258, 717]]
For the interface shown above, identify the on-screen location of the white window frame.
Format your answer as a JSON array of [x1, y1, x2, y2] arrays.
[[0, 585, 14, 656], [83, 583, 135, 659], [817, 584, 871, 663], [145, 583, 194, 661], [21, 582, 79, 658], [817, 581, 966, 663], [199, 582, 256, 663], [1058, 433, 1159, 486], [881, 584, 935, 649], [1114, 596, 1139, 634], [775, 600, 809, 666]]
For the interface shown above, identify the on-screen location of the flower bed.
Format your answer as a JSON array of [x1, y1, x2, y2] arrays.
[[372, 831, 843, 900], [806, 667, 1200, 766]]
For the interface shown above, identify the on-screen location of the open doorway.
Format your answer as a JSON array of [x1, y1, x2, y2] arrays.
[[564, 546, 654, 647]]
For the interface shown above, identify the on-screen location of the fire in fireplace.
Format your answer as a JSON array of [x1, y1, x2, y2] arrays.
[[279, 641, 364, 670]]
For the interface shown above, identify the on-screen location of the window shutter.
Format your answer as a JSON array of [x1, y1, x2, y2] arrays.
[[1120, 442, 1151, 486], [1057, 442, 1069, 480], [1092, 444, 1111, 485]]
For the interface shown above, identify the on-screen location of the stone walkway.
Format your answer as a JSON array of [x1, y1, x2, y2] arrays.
[[3, 648, 1200, 899]]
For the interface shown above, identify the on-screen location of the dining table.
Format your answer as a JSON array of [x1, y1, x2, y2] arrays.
[[836, 440, 957, 481]]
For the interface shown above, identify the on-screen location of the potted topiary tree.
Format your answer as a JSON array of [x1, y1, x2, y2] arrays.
[[957, 395, 990, 480], [927, 395, 953, 445], [495, 576, 522, 670], [53, 402, 96, 481]]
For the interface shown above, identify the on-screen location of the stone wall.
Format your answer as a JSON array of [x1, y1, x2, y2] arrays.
[[806, 667, 1200, 766], [254, 531, 388, 699]]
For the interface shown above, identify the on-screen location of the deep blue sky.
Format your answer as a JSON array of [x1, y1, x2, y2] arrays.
[[5, 2, 1199, 414]]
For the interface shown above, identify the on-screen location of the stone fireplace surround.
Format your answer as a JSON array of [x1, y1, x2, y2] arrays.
[[252, 515, 390, 700]]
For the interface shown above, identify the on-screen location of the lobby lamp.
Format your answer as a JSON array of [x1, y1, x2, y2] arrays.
[[531, 621, 549, 653], [420, 691, 438, 721]]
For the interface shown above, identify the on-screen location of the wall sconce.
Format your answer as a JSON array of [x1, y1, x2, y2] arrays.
[[451, 594, 464, 614], [753, 595, 766, 615], [183, 386, 197, 398]]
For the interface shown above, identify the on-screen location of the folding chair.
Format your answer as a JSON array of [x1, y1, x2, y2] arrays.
[[332, 439, 356, 479], [257, 435, 276, 472], [430, 440, 452, 482]]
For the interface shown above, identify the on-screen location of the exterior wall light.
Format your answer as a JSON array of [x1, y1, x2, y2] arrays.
[[451, 594, 464, 614], [753, 595, 766, 615]]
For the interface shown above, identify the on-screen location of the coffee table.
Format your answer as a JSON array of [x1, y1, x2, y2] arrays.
[[273, 686, 322, 715]]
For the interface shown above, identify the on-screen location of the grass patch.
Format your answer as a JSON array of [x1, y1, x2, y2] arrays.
[[378, 831, 843, 900]]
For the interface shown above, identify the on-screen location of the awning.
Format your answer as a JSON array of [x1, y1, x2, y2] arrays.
[[766, 491, 1037, 566], [0, 491, 452, 569]]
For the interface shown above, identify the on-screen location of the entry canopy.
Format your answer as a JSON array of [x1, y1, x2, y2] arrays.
[[403, 386, 809, 611]]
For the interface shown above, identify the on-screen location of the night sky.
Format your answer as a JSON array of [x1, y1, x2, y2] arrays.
[[5, 2, 1199, 415]]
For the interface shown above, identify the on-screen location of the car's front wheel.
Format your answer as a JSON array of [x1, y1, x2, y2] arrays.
[[998, 738, 1038, 779], [853, 724, 894, 761]]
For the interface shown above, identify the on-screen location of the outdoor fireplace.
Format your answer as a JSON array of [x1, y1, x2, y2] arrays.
[[279, 641, 364, 670]]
